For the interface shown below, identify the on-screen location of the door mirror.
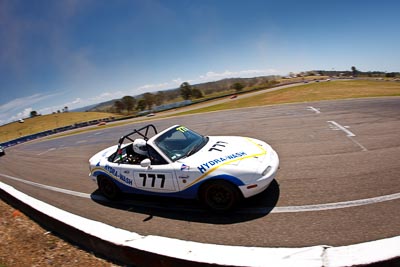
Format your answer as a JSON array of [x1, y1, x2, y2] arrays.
[[140, 158, 151, 168]]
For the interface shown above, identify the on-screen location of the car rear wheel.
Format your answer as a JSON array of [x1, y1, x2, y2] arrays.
[[98, 176, 120, 200], [200, 180, 241, 211]]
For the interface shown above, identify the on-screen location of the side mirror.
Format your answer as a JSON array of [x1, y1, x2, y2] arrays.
[[140, 158, 151, 168]]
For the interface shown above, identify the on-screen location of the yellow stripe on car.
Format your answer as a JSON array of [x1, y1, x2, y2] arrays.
[[184, 137, 267, 189]]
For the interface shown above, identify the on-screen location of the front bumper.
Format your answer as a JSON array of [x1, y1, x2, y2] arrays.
[[238, 149, 279, 198]]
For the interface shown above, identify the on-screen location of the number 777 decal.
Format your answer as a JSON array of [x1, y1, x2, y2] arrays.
[[138, 173, 166, 188]]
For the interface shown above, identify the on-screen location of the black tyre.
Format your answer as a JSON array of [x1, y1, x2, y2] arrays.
[[98, 176, 120, 200], [200, 180, 241, 211]]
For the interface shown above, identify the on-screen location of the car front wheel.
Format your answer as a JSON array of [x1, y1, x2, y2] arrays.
[[98, 176, 120, 200], [200, 180, 241, 211]]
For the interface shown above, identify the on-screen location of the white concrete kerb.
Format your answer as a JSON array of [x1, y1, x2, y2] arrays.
[[0, 181, 399, 267]]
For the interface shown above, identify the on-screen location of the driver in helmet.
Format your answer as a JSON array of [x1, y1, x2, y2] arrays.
[[128, 138, 149, 164]]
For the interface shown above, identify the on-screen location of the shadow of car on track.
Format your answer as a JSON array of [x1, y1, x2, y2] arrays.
[[91, 180, 280, 224]]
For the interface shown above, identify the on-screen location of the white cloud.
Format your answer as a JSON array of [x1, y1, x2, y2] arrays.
[[71, 98, 82, 105], [0, 93, 60, 124], [172, 78, 183, 84], [34, 97, 85, 115], [89, 91, 123, 102], [198, 69, 278, 82], [132, 69, 279, 95], [81, 69, 278, 110], [20, 108, 33, 117], [170, 78, 194, 86], [0, 93, 55, 113], [8, 107, 33, 122], [0, 68, 281, 126], [138, 82, 170, 91]]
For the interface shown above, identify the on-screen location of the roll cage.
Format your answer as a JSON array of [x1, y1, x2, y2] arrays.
[[109, 124, 158, 162]]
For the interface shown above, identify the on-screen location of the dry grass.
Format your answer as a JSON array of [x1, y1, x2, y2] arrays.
[[0, 112, 118, 143], [1, 79, 399, 266], [0, 200, 116, 266], [241, 79, 400, 105], [2, 80, 399, 143], [176, 80, 400, 115]]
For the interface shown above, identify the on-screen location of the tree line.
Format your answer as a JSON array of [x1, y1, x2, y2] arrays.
[[113, 79, 262, 113], [112, 82, 206, 114], [107, 65, 400, 114], [111, 77, 280, 114], [316, 67, 400, 78]]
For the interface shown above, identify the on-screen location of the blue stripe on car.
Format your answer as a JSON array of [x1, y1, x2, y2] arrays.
[[93, 171, 244, 199]]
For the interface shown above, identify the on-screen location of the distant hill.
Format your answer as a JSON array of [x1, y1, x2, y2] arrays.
[[72, 99, 118, 113], [75, 75, 280, 113], [72, 103, 101, 112], [64, 70, 400, 114], [192, 76, 280, 95]]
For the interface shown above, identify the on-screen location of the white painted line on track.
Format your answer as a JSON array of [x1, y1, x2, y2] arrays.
[[88, 132, 103, 138], [1, 173, 399, 214], [307, 106, 321, 114], [0, 173, 91, 198], [37, 148, 56, 156], [349, 138, 368, 152], [1, 179, 399, 266], [327, 121, 355, 137], [265, 192, 400, 213], [327, 121, 368, 151]]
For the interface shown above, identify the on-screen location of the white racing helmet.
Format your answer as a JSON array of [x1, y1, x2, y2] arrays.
[[133, 139, 148, 156]]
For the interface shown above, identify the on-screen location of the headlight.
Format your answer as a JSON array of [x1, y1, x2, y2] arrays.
[[262, 166, 272, 176]]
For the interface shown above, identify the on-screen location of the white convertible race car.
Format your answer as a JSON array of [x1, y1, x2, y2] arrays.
[[89, 124, 279, 210]]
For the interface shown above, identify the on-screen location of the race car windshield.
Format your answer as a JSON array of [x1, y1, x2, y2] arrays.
[[154, 126, 208, 161]]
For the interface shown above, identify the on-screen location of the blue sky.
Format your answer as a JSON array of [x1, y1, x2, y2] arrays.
[[1, 0, 399, 125]]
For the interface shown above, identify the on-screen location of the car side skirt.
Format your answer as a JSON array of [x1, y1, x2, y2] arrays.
[[92, 171, 245, 199]]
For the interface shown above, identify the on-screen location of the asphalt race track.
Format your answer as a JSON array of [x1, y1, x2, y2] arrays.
[[1, 97, 399, 248]]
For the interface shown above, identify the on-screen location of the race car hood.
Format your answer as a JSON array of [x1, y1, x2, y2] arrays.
[[178, 136, 272, 176], [89, 144, 119, 166]]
